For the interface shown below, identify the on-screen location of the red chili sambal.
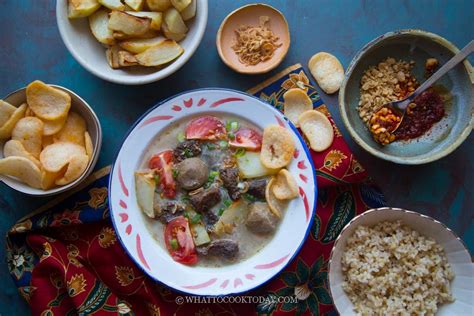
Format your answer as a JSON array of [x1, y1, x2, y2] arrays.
[[394, 89, 445, 140]]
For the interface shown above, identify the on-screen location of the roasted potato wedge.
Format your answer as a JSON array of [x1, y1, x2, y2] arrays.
[[164, 7, 188, 34], [146, 0, 171, 11], [124, 0, 145, 11], [112, 29, 159, 40], [106, 45, 121, 68], [0, 103, 27, 139], [89, 8, 116, 45], [68, 0, 101, 18], [171, 0, 191, 11], [108, 11, 151, 36], [135, 39, 184, 66], [180, 0, 196, 20], [118, 51, 139, 67], [0, 100, 16, 127], [126, 11, 162, 30], [98, 0, 125, 10], [162, 23, 186, 41], [119, 36, 165, 53]]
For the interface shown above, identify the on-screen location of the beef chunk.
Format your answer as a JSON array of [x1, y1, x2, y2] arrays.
[[220, 167, 241, 200], [247, 178, 267, 200], [173, 140, 201, 163], [196, 239, 239, 260], [245, 202, 278, 234], [156, 201, 185, 224], [176, 158, 208, 190], [202, 211, 219, 230], [189, 186, 221, 212]]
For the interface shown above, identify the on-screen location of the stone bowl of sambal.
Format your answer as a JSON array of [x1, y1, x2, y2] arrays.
[[339, 29, 473, 164]]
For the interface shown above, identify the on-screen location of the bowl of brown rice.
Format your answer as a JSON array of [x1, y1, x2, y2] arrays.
[[328, 207, 473, 316]]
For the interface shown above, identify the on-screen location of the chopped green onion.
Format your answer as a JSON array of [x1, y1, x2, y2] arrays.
[[219, 140, 228, 149], [172, 168, 178, 178], [190, 213, 202, 224], [234, 148, 246, 157], [177, 132, 185, 142], [218, 208, 225, 216], [223, 199, 232, 208], [181, 195, 190, 203], [243, 193, 257, 202], [170, 238, 179, 250], [153, 174, 160, 184], [226, 120, 239, 132], [206, 143, 216, 150], [228, 132, 235, 140], [207, 170, 219, 183], [230, 121, 239, 131], [184, 148, 193, 158]]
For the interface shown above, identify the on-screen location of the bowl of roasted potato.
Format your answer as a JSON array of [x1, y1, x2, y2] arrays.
[[57, 0, 208, 85], [0, 81, 102, 196]]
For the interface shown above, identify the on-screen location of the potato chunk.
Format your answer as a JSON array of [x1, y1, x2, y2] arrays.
[[98, 0, 125, 11], [108, 10, 151, 36], [164, 7, 188, 34], [146, 0, 171, 11], [68, 0, 101, 18], [119, 36, 166, 53], [126, 11, 162, 30], [180, 0, 196, 20], [171, 0, 191, 12], [89, 9, 116, 45], [135, 40, 184, 66], [124, 0, 144, 11]]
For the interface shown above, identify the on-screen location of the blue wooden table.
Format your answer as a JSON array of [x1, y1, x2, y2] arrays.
[[1, 0, 472, 314]]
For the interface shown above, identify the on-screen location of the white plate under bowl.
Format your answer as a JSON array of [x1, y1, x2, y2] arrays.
[[108, 88, 317, 295], [329, 207, 473, 315], [56, 1, 208, 85]]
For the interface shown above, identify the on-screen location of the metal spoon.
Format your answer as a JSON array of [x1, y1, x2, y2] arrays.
[[373, 40, 474, 133]]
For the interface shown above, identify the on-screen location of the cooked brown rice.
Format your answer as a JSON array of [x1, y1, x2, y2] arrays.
[[341, 220, 454, 315]]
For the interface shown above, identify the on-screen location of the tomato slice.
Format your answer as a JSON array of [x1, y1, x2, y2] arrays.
[[229, 128, 263, 151], [164, 216, 198, 265], [185, 116, 227, 140], [148, 150, 176, 198]]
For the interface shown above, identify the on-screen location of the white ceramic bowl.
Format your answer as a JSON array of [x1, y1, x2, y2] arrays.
[[109, 88, 317, 295], [56, 1, 208, 85], [329, 207, 474, 315], [1, 85, 102, 196]]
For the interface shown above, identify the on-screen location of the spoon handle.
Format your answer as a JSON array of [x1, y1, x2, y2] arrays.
[[408, 40, 474, 101]]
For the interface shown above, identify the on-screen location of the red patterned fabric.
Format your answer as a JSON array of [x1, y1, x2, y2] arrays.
[[7, 65, 384, 316]]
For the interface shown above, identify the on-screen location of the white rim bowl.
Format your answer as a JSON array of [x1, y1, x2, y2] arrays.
[[329, 207, 473, 315], [56, 1, 208, 85], [1, 85, 102, 196], [108, 88, 317, 295]]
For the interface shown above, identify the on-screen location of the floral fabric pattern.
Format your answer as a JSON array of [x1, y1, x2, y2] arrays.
[[6, 64, 385, 315]]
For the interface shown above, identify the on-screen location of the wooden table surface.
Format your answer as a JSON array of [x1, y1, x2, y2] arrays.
[[0, 0, 473, 313]]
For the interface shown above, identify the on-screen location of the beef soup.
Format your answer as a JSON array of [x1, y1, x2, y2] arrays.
[[135, 114, 298, 267]]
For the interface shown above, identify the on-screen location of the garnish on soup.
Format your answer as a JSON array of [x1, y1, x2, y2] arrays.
[[135, 115, 298, 266]]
